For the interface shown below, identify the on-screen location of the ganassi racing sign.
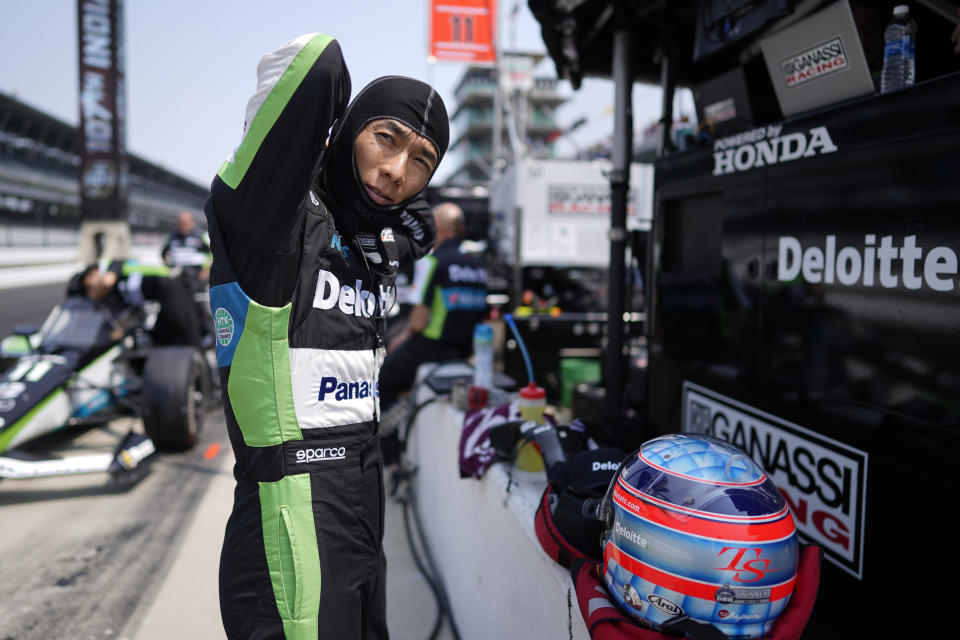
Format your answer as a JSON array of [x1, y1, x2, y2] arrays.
[[548, 183, 638, 216], [681, 382, 868, 579], [779, 37, 849, 88]]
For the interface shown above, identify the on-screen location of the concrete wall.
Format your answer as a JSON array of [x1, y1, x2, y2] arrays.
[[406, 394, 590, 640]]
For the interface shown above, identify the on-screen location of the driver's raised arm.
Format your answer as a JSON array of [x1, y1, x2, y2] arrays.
[[205, 34, 351, 304]]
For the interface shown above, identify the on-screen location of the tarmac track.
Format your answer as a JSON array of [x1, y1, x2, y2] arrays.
[[0, 282, 66, 340], [0, 280, 230, 640], [0, 417, 228, 640]]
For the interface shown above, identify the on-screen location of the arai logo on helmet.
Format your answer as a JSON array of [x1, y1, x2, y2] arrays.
[[648, 595, 683, 617], [214, 308, 234, 346]]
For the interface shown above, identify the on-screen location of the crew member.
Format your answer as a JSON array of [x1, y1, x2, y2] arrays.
[[379, 202, 489, 410], [205, 33, 447, 639], [161, 210, 211, 281], [75, 260, 201, 348]]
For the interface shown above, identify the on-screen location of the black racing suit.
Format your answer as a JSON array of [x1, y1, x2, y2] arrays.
[[204, 34, 435, 639]]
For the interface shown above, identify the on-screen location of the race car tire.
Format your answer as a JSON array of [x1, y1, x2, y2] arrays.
[[141, 346, 206, 451]]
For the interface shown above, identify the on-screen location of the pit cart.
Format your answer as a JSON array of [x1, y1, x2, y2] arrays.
[[530, 0, 960, 636]]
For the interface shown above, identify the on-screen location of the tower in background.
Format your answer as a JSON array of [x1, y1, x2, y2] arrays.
[[445, 52, 567, 187]]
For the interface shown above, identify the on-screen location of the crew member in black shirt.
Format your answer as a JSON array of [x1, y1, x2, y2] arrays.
[[379, 202, 488, 409], [161, 210, 211, 284]]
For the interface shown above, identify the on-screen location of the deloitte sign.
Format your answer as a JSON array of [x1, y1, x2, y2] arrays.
[[778, 234, 959, 292]]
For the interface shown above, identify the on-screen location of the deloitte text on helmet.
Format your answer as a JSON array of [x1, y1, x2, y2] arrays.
[[778, 234, 958, 291]]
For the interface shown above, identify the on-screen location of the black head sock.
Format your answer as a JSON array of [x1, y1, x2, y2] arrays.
[[320, 76, 449, 226]]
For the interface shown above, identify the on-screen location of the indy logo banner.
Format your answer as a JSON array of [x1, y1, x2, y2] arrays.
[[681, 382, 868, 579], [77, 0, 129, 220]]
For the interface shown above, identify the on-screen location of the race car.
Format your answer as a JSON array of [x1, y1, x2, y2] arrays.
[[0, 293, 211, 484]]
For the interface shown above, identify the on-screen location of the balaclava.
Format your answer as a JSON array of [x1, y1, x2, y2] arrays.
[[320, 76, 449, 224]]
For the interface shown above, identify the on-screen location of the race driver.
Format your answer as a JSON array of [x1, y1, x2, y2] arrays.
[[204, 33, 447, 639]]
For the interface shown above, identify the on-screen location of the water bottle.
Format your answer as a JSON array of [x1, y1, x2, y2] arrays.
[[880, 5, 917, 94], [472, 323, 494, 390]]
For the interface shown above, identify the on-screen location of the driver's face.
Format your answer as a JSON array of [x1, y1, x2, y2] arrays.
[[354, 119, 438, 206], [83, 268, 115, 301]]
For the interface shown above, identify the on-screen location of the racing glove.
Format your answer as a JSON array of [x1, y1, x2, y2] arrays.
[[393, 195, 437, 264]]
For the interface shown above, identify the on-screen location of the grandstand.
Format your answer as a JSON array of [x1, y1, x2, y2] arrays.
[[0, 91, 209, 246]]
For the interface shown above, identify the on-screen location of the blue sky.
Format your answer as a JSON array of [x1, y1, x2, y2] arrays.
[[0, 0, 675, 187]]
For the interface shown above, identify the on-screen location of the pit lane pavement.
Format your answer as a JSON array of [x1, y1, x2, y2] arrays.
[[0, 250, 452, 640]]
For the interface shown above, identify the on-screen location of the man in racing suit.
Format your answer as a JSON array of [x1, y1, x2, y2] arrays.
[[75, 260, 201, 349], [205, 34, 447, 639]]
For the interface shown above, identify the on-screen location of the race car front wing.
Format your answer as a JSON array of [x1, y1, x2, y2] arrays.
[[0, 430, 156, 485]]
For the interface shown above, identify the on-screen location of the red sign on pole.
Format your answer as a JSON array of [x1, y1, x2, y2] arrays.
[[430, 0, 497, 64]]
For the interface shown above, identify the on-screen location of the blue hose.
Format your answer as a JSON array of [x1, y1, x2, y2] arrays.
[[504, 313, 535, 385]]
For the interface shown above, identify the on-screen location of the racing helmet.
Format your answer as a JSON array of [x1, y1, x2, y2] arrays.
[[597, 433, 798, 639]]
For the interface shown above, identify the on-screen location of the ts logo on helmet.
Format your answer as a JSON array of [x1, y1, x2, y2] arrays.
[[715, 547, 772, 583]]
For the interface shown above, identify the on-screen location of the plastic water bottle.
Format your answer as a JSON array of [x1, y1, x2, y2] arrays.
[[880, 5, 917, 94], [472, 324, 494, 390]]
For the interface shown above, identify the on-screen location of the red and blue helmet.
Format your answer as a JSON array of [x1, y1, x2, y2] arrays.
[[598, 433, 798, 639]]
